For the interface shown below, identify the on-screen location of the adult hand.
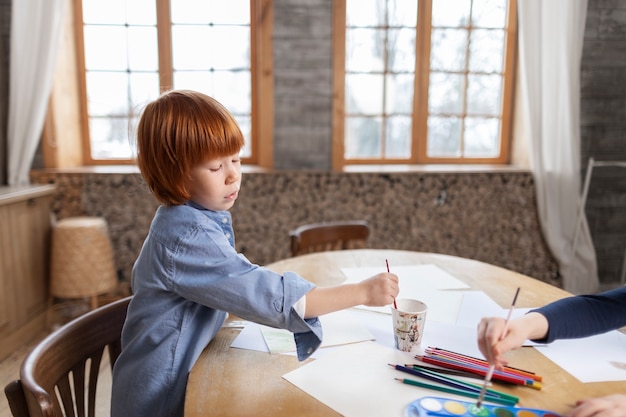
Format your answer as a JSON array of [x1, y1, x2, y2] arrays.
[[476, 312, 548, 368], [568, 394, 626, 417]]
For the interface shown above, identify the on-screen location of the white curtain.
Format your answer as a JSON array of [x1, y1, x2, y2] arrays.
[[7, 0, 67, 185], [518, 0, 599, 294]]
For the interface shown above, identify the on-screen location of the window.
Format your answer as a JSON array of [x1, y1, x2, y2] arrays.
[[333, 0, 517, 167], [67, 0, 272, 166]]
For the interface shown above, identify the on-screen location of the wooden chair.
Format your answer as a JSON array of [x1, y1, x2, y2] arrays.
[[289, 220, 370, 257], [4, 296, 132, 417]]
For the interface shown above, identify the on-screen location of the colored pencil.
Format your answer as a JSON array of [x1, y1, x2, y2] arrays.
[[394, 378, 518, 407], [404, 363, 485, 380], [424, 347, 541, 382], [414, 355, 534, 386], [405, 364, 519, 403], [388, 364, 519, 403], [476, 287, 520, 409]]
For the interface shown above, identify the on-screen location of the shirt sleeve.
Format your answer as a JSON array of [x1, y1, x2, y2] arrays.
[[165, 218, 322, 360], [530, 286, 626, 343]]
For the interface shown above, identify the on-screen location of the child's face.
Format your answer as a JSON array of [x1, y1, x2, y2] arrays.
[[186, 152, 242, 211]]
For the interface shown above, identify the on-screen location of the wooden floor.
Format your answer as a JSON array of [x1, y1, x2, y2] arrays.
[[0, 333, 43, 417]]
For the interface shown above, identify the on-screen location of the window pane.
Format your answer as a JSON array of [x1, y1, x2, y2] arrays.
[[427, 116, 461, 157], [207, 0, 250, 24], [385, 115, 412, 158], [128, 27, 158, 71], [129, 73, 160, 112], [236, 115, 252, 158], [82, 0, 127, 24], [126, 0, 157, 24], [469, 29, 504, 73], [210, 27, 250, 70], [173, 71, 250, 113], [172, 26, 212, 69], [174, 71, 212, 92], [173, 26, 249, 71], [432, 0, 471, 27], [346, 0, 385, 27], [171, 0, 249, 25], [467, 74, 501, 115], [84, 26, 128, 70], [430, 28, 468, 72], [472, 0, 507, 29], [213, 72, 251, 114], [386, 74, 414, 114], [89, 117, 134, 159], [346, 74, 384, 114], [387, 28, 415, 72], [388, 0, 417, 27], [345, 117, 382, 158], [464, 117, 500, 157], [346, 28, 385, 73], [86, 72, 129, 116], [428, 72, 464, 114]]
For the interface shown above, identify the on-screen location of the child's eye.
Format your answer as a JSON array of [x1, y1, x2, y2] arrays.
[[209, 165, 222, 172]]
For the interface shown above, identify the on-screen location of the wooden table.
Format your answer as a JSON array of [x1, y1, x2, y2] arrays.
[[185, 249, 625, 416]]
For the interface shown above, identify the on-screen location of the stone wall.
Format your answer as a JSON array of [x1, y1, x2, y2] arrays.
[[31, 169, 561, 289]]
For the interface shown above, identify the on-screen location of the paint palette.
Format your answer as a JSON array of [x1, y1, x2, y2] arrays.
[[407, 396, 562, 417]]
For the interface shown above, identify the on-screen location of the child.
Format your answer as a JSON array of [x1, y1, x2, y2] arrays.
[[110, 90, 399, 417]]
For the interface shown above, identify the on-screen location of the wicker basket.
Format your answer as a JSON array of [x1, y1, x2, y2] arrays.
[[50, 217, 118, 308]]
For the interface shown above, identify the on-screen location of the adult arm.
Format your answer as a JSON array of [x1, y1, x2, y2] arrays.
[[532, 286, 626, 343]]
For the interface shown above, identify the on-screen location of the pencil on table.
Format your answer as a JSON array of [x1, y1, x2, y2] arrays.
[[394, 378, 517, 407]]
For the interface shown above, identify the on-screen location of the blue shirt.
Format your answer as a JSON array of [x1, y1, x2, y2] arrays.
[[111, 203, 322, 417], [531, 286, 626, 343]]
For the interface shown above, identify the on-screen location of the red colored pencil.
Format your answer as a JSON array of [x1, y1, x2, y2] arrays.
[[415, 355, 538, 388], [424, 347, 541, 382]]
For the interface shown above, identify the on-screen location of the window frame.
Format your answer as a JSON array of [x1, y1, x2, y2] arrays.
[[45, 0, 274, 168], [332, 0, 518, 169]]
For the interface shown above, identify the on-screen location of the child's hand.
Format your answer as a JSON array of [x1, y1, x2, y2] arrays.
[[359, 272, 399, 306]]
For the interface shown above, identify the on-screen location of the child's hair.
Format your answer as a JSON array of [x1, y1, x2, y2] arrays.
[[136, 90, 244, 206]]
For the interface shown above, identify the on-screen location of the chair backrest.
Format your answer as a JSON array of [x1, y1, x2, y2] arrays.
[[5, 296, 132, 417], [289, 220, 370, 257]]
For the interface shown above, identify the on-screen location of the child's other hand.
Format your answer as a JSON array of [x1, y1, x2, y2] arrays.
[[360, 272, 399, 306]]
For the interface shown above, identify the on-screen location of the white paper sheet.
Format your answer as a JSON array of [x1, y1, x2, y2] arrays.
[[232, 310, 375, 354], [341, 264, 470, 293], [341, 264, 469, 317], [454, 290, 509, 328], [534, 330, 626, 383], [283, 341, 479, 417]]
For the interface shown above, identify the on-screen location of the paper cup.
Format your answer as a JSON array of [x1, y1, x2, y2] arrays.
[[391, 298, 428, 353]]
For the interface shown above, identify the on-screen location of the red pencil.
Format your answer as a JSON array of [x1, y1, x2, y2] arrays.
[[424, 347, 541, 382], [415, 355, 540, 388]]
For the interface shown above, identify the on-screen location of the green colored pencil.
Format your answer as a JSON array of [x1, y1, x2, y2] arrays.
[[410, 365, 519, 403], [395, 378, 518, 407]]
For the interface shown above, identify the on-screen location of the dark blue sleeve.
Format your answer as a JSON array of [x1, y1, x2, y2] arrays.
[[529, 286, 626, 343]]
